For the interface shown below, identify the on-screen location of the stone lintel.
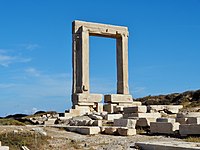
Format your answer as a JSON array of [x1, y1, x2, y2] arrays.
[[104, 94, 133, 103], [72, 93, 103, 104], [73, 20, 128, 38]]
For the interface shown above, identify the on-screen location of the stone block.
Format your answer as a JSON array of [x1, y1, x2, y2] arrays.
[[70, 105, 91, 115], [113, 105, 124, 113], [147, 105, 165, 112], [96, 103, 103, 113], [165, 105, 183, 113], [176, 118, 188, 124], [136, 118, 157, 127], [105, 114, 123, 121], [148, 105, 183, 113], [69, 120, 84, 126], [80, 120, 89, 126], [123, 113, 161, 119], [64, 113, 74, 119], [159, 110, 168, 117], [76, 126, 101, 135], [104, 94, 133, 103], [44, 118, 56, 125], [65, 126, 100, 135], [88, 114, 103, 120], [100, 126, 106, 133], [77, 102, 95, 106], [93, 120, 102, 126], [69, 109, 81, 116], [46, 114, 51, 117], [156, 118, 176, 123], [117, 101, 142, 106], [117, 127, 136, 136], [0, 146, 9, 150], [150, 122, 180, 134], [103, 103, 117, 113], [58, 113, 65, 117], [124, 106, 147, 114], [135, 141, 200, 150], [114, 119, 137, 128], [187, 117, 200, 124], [166, 114, 177, 118], [113, 102, 142, 113], [180, 124, 200, 136], [177, 112, 200, 118], [52, 113, 59, 118], [88, 120, 95, 126], [100, 111, 108, 119], [104, 127, 118, 135], [72, 93, 103, 103]]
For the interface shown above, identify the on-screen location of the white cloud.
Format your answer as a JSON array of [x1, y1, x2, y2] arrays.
[[25, 67, 40, 77], [0, 50, 31, 67], [0, 68, 72, 115], [20, 43, 40, 50], [0, 54, 14, 67], [12, 68, 71, 98]]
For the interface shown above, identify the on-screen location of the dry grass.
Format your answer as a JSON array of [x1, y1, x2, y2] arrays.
[[184, 137, 200, 143], [0, 119, 25, 126], [0, 131, 49, 150]]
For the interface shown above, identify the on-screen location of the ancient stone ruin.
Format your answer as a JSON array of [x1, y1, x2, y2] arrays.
[[71, 20, 132, 109], [27, 21, 200, 150]]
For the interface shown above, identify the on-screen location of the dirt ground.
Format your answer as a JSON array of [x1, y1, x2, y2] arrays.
[[0, 125, 185, 150]]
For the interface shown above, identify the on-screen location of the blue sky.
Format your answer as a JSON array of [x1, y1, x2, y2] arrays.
[[0, 0, 200, 116]]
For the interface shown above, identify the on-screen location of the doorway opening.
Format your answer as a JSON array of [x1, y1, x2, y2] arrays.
[[90, 36, 117, 97]]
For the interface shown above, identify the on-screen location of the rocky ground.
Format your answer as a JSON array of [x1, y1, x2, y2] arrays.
[[0, 125, 184, 150]]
